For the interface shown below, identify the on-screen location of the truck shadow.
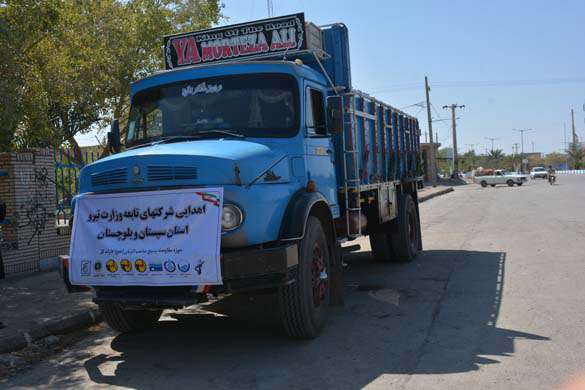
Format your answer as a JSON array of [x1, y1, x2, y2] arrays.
[[83, 249, 548, 389]]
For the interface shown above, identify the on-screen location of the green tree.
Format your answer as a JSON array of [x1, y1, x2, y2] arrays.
[[0, 0, 62, 151], [460, 150, 477, 171], [486, 149, 505, 168], [436, 148, 452, 175], [0, 0, 223, 158], [544, 152, 567, 169], [527, 154, 544, 169], [567, 143, 584, 169]]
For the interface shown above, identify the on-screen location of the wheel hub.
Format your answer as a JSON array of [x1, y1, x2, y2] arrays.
[[311, 244, 327, 307]]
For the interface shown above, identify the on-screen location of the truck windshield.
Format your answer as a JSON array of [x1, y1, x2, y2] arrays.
[[126, 74, 298, 146]]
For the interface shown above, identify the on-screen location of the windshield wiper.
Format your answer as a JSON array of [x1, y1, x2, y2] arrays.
[[194, 129, 245, 138], [126, 130, 244, 150], [126, 135, 201, 150]]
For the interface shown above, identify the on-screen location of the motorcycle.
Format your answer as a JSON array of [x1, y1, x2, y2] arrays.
[[548, 174, 556, 185]]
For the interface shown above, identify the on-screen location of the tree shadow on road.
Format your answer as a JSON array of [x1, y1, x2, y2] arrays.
[[82, 249, 549, 389]]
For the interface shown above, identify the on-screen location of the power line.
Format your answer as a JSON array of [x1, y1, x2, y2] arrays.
[[400, 101, 426, 110], [485, 137, 499, 151], [370, 76, 585, 93]]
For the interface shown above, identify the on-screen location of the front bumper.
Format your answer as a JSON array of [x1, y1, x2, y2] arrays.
[[61, 243, 299, 307]]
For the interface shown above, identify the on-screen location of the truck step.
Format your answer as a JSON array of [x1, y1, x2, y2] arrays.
[[342, 244, 361, 253]]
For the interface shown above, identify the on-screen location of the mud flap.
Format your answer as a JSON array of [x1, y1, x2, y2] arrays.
[[329, 242, 344, 306], [414, 197, 423, 251], [60, 255, 91, 293]]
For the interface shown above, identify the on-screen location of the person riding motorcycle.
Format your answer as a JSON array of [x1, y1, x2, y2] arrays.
[[547, 165, 556, 184]]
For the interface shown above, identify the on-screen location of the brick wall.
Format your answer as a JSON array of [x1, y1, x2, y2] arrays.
[[0, 149, 71, 276]]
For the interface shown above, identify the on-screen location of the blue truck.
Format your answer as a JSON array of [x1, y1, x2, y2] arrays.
[[64, 13, 423, 339]]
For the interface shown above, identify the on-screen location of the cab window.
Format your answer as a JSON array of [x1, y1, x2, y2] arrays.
[[306, 87, 326, 136]]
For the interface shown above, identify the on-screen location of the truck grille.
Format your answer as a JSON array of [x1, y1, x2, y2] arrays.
[[147, 166, 198, 182], [91, 168, 128, 186]]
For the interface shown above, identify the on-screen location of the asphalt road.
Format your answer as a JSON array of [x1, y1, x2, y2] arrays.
[[5, 176, 585, 389]]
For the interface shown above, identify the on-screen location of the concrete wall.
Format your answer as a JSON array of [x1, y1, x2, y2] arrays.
[[0, 149, 70, 276]]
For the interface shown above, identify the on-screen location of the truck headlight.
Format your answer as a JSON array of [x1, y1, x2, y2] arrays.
[[222, 204, 243, 231]]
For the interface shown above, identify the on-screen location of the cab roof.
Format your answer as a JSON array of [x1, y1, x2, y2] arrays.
[[130, 61, 327, 97]]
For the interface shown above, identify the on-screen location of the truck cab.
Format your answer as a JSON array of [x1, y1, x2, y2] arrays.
[[65, 14, 423, 339]]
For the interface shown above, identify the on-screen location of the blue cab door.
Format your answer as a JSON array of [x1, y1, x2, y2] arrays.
[[304, 84, 339, 218]]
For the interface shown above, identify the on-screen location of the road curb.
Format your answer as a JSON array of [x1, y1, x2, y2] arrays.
[[419, 187, 454, 203], [0, 309, 102, 354]]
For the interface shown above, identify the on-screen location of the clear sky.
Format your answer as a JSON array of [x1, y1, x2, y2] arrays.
[[77, 0, 585, 154], [220, 0, 585, 154]]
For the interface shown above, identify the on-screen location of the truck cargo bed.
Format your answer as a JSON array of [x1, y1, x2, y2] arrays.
[[335, 90, 421, 190]]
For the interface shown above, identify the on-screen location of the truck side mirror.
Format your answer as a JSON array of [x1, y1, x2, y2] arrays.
[[107, 119, 121, 153], [326, 96, 343, 134]]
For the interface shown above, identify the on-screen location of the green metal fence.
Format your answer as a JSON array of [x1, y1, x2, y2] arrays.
[[54, 148, 100, 225]]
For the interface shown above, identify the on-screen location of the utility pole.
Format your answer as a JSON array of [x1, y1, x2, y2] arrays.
[[571, 108, 577, 146], [443, 103, 465, 177], [512, 128, 533, 173], [564, 122, 568, 151], [424, 77, 437, 186], [266, 0, 274, 17], [512, 143, 519, 155], [564, 122, 569, 168], [485, 137, 498, 152]]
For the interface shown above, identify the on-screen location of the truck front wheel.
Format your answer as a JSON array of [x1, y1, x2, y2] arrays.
[[278, 216, 330, 339], [99, 303, 162, 333], [507, 180, 514, 187], [390, 194, 420, 262]]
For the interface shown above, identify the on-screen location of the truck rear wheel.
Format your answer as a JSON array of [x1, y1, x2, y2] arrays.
[[99, 303, 162, 333], [390, 194, 420, 262], [480, 181, 488, 188], [278, 216, 330, 339]]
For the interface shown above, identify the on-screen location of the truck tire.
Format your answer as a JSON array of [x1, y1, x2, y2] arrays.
[[517, 182, 523, 186], [99, 303, 162, 333], [480, 181, 488, 188], [390, 194, 420, 262], [507, 180, 514, 187], [369, 229, 394, 262], [278, 216, 330, 339]]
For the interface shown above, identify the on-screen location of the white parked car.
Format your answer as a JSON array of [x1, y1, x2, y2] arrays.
[[530, 166, 548, 179], [474, 170, 528, 188]]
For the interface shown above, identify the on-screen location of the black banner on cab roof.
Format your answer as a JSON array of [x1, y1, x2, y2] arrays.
[[163, 13, 307, 70]]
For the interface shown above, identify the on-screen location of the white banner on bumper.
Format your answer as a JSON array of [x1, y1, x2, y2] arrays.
[[69, 188, 223, 286]]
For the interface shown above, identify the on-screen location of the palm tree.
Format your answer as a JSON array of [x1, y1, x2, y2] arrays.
[[487, 149, 505, 167], [487, 149, 504, 160]]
